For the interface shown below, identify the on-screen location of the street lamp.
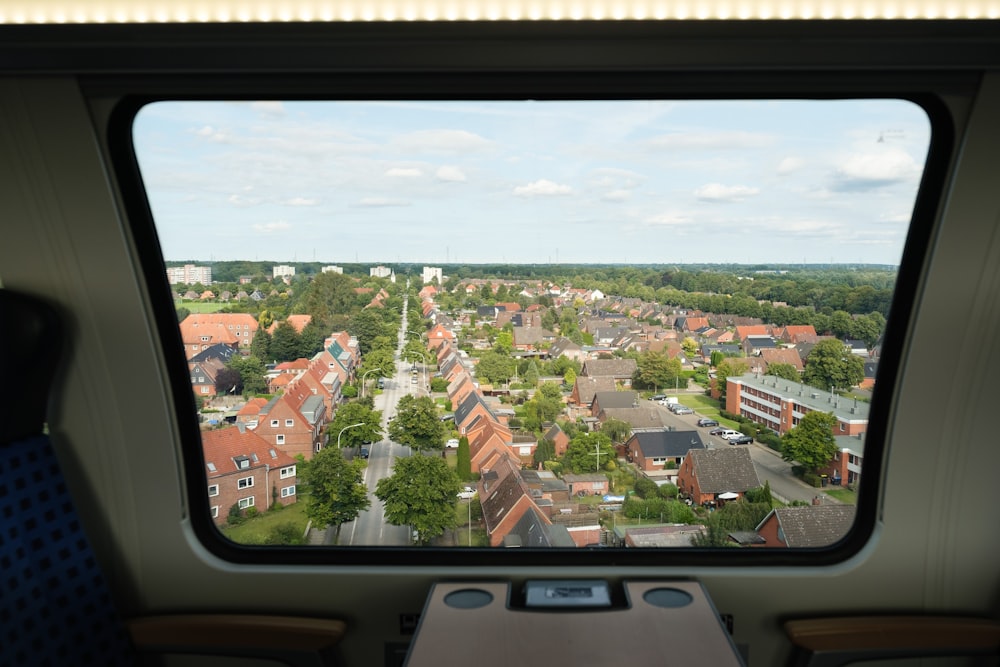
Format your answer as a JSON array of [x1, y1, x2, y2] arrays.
[[336, 422, 366, 450]]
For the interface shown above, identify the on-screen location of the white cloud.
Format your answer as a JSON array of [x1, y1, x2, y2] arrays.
[[393, 129, 494, 155], [386, 167, 423, 178], [647, 131, 774, 150], [833, 147, 921, 190], [250, 101, 285, 117], [227, 193, 262, 207], [513, 179, 573, 197], [645, 212, 692, 227], [284, 197, 319, 206], [356, 197, 411, 207], [252, 221, 291, 233], [777, 157, 805, 175], [602, 189, 631, 202], [694, 183, 760, 202], [435, 165, 467, 182]]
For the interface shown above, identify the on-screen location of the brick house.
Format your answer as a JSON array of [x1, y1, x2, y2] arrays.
[[180, 313, 258, 358], [818, 434, 866, 487], [676, 447, 761, 506], [755, 505, 857, 547], [543, 422, 571, 458], [626, 429, 706, 471], [563, 473, 610, 497], [202, 424, 298, 525], [251, 385, 327, 461]]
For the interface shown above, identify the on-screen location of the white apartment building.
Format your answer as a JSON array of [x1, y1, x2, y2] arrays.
[[422, 266, 443, 285], [166, 264, 212, 285], [272, 265, 296, 279], [370, 265, 393, 278], [322, 266, 343, 274]]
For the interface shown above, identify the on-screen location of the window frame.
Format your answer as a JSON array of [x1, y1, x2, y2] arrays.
[[107, 47, 955, 567]]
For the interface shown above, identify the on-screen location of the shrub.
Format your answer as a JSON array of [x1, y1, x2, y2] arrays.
[[265, 523, 305, 545], [802, 472, 822, 488], [245, 506, 259, 519]]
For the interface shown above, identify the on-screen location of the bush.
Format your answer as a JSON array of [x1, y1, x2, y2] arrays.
[[802, 472, 822, 488], [227, 503, 245, 526], [265, 522, 305, 545], [245, 506, 259, 519], [658, 483, 679, 499]]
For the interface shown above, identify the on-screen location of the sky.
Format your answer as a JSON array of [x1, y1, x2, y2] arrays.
[[132, 98, 930, 266]]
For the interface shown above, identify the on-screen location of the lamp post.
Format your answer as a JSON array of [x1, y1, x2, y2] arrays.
[[336, 422, 366, 450]]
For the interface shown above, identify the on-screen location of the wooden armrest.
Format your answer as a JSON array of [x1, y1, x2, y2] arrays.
[[784, 615, 1000, 667], [128, 614, 347, 667]]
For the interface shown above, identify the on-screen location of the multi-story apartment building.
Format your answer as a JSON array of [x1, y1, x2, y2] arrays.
[[166, 263, 212, 285], [272, 264, 296, 279], [322, 265, 343, 274], [179, 313, 258, 357], [421, 266, 442, 285], [201, 424, 298, 526], [725, 372, 869, 437], [369, 265, 393, 278]]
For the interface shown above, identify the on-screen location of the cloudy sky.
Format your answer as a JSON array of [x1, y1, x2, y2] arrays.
[[133, 98, 929, 265]]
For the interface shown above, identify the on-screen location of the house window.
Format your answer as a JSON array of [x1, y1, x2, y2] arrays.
[[281, 486, 296, 498], [279, 465, 296, 479], [276, 434, 285, 445], [238, 496, 255, 509], [840, 423, 846, 432], [238, 477, 253, 489], [201, 386, 209, 394], [211, 506, 219, 518], [270, 419, 279, 427], [285, 419, 294, 427], [208, 484, 219, 497]]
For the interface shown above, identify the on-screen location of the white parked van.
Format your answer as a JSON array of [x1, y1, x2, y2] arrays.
[[718, 430, 742, 440]]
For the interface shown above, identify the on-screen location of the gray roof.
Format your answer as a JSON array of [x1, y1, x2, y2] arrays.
[[454, 391, 493, 428], [686, 448, 761, 493], [581, 358, 638, 378], [599, 407, 664, 429], [629, 429, 706, 458], [573, 376, 616, 405], [503, 508, 576, 548], [730, 372, 870, 422], [758, 505, 857, 547], [592, 391, 639, 410]]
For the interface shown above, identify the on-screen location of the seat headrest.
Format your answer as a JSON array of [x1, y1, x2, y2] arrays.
[[0, 290, 64, 444]]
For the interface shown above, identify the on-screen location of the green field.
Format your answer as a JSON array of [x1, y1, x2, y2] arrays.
[[176, 301, 228, 313], [825, 488, 858, 504]]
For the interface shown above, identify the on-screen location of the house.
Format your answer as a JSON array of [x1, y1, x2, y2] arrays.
[[590, 390, 639, 416], [597, 407, 665, 431], [743, 335, 777, 356], [479, 457, 553, 547], [188, 357, 226, 397], [616, 524, 708, 548], [179, 313, 259, 357], [580, 358, 638, 385], [569, 376, 617, 408], [777, 325, 818, 345], [201, 424, 298, 525], [562, 473, 609, 497], [755, 348, 805, 373], [625, 429, 706, 471], [548, 337, 586, 363], [511, 326, 556, 351], [676, 447, 761, 506], [251, 385, 328, 461], [818, 433, 866, 487], [542, 422, 571, 458], [755, 505, 857, 547]]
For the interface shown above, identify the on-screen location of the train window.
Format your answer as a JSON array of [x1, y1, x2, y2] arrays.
[[126, 97, 935, 565]]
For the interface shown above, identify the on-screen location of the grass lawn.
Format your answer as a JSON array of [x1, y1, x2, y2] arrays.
[[177, 301, 228, 313], [825, 488, 858, 504], [221, 500, 309, 545]]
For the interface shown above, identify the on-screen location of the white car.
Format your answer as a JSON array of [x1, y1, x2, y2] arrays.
[[445, 438, 460, 448], [718, 429, 743, 440], [457, 486, 476, 500]]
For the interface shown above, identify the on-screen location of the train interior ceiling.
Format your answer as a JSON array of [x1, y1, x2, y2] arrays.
[[2, 3, 1000, 666]]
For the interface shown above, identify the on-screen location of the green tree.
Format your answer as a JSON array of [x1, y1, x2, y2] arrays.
[[176, 306, 191, 322], [562, 367, 577, 389], [563, 431, 615, 473], [766, 363, 800, 382], [456, 436, 472, 481], [228, 355, 268, 395], [474, 350, 516, 385], [375, 455, 460, 545], [802, 338, 865, 391], [533, 438, 556, 467], [297, 320, 326, 358], [681, 337, 700, 358], [249, 329, 271, 362], [327, 401, 382, 449], [348, 308, 387, 355], [781, 411, 838, 473], [494, 330, 513, 356], [388, 395, 447, 452], [715, 357, 750, 400], [601, 417, 632, 444], [633, 350, 682, 391], [270, 320, 301, 362], [300, 448, 369, 543]]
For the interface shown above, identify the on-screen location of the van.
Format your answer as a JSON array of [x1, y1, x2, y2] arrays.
[[717, 430, 742, 440]]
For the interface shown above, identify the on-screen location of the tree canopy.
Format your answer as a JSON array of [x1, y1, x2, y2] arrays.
[[375, 454, 460, 545], [802, 338, 865, 391], [327, 401, 382, 449], [563, 431, 615, 473], [300, 448, 369, 542], [781, 410, 838, 473], [388, 395, 446, 451]]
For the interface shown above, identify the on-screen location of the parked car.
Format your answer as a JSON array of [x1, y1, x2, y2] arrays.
[[360, 446, 370, 459], [717, 429, 743, 440], [445, 438, 460, 448], [709, 427, 727, 436], [457, 486, 476, 500], [729, 435, 754, 445], [672, 406, 694, 415], [650, 394, 666, 402], [697, 418, 719, 427]]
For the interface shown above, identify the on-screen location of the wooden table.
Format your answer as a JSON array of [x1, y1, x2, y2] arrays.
[[404, 580, 745, 666]]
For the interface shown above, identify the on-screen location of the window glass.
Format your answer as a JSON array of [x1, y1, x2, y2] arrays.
[[132, 99, 930, 550]]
